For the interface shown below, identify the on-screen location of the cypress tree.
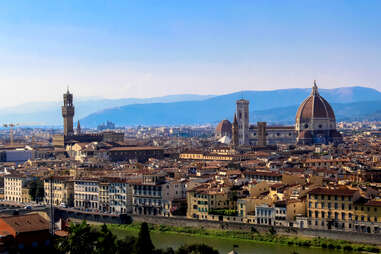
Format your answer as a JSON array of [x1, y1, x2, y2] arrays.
[[135, 222, 155, 254]]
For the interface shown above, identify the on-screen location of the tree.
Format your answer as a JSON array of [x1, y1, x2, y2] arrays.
[[28, 178, 44, 203], [176, 244, 219, 254], [56, 220, 98, 254], [135, 222, 155, 254], [95, 224, 117, 254], [116, 235, 137, 254]]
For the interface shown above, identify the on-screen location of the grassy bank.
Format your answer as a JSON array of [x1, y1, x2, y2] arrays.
[[103, 223, 380, 253]]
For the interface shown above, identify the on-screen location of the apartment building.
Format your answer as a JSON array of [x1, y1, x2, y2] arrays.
[[352, 200, 381, 233], [307, 187, 357, 231], [108, 178, 132, 214], [99, 181, 110, 213], [187, 185, 236, 220], [43, 176, 74, 207], [132, 172, 186, 216], [74, 179, 99, 211], [4, 174, 32, 203]]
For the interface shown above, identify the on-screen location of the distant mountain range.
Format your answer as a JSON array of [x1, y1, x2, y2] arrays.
[[1, 86, 380, 127], [0, 94, 214, 126], [80, 86, 381, 127]]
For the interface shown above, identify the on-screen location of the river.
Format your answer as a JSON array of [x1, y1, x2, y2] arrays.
[[111, 228, 343, 254]]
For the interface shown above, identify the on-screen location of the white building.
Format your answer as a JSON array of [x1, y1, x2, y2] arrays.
[[74, 179, 99, 211]]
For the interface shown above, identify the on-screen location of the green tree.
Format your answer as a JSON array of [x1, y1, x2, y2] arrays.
[[28, 178, 44, 203], [135, 222, 155, 254], [116, 235, 137, 254], [56, 220, 98, 254], [95, 224, 117, 254], [176, 244, 219, 254]]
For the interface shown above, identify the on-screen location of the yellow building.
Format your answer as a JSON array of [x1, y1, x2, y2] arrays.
[[43, 176, 74, 206], [179, 151, 238, 161], [286, 199, 306, 221], [4, 174, 33, 203], [307, 186, 357, 231], [352, 200, 381, 233], [187, 186, 235, 220]]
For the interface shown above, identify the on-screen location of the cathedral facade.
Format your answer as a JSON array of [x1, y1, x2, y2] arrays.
[[215, 81, 342, 146]]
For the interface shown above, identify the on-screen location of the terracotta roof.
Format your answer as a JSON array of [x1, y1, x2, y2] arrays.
[[364, 200, 381, 207], [109, 146, 163, 151], [216, 120, 232, 136], [296, 84, 335, 122], [308, 187, 357, 196], [0, 214, 49, 233]]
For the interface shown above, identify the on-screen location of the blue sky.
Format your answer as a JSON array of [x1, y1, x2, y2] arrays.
[[0, 0, 380, 107]]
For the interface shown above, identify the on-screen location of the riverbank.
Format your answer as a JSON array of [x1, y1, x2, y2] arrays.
[[102, 223, 380, 253]]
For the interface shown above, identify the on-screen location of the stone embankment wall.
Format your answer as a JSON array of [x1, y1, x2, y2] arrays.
[[132, 215, 381, 244], [55, 209, 381, 245]]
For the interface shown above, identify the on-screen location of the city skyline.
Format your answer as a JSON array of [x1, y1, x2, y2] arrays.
[[0, 1, 380, 108]]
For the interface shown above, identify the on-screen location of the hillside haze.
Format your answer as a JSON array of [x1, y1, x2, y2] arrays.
[[0, 94, 214, 126], [80, 86, 381, 127]]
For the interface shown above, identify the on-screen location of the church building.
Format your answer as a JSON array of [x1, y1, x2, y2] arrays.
[[215, 81, 342, 146], [295, 81, 343, 145]]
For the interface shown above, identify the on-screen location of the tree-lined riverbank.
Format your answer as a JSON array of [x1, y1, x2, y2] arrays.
[[104, 223, 380, 253]]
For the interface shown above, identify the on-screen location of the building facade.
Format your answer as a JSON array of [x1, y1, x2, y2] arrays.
[[4, 174, 32, 203], [74, 179, 100, 211], [43, 177, 74, 207]]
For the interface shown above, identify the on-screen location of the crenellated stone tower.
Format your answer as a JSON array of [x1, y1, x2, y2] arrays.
[[62, 88, 75, 136]]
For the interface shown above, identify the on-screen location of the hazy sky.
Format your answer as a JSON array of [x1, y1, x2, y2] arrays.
[[0, 0, 380, 108]]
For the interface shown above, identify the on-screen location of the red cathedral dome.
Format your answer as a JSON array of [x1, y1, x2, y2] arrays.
[[296, 82, 335, 123], [216, 119, 232, 137]]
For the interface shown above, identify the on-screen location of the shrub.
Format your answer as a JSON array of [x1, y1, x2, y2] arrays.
[[343, 245, 353, 251]]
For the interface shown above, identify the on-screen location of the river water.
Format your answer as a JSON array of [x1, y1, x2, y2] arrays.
[[113, 228, 342, 254]]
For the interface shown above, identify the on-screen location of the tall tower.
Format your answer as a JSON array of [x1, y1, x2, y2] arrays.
[[77, 120, 81, 134], [62, 88, 75, 136], [232, 114, 239, 147], [236, 99, 250, 145], [257, 122, 267, 146]]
